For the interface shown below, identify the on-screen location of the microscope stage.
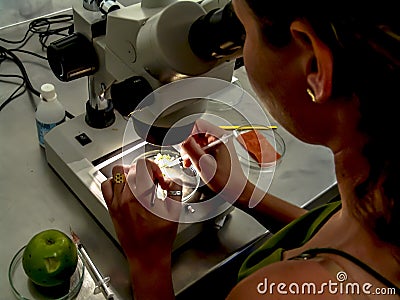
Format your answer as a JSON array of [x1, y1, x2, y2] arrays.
[[44, 112, 231, 250]]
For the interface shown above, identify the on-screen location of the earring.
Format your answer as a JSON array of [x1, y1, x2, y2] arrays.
[[306, 88, 316, 103]]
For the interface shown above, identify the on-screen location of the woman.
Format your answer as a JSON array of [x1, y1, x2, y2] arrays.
[[101, 0, 400, 298]]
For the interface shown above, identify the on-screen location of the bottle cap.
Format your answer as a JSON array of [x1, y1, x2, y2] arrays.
[[40, 83, 57, 102]]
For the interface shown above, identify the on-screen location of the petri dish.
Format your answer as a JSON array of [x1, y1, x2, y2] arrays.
[[9, 246, 85, 300], [233, 126, 285, 173], [132, 149, 201, 203]]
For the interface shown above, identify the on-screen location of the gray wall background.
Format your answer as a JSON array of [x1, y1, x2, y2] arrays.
[[0, 0, 142, 28], [0, 0, 72, 28]]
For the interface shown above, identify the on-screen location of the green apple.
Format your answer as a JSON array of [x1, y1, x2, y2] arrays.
[[22, 229, 78, 287]]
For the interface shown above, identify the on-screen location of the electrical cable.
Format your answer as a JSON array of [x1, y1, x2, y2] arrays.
[[0, 75, 26, 111], [29, 14, 74, 50], [0, 14, 73, 49], [0, 45, 40, 97], [0, 15, 75, 118], [10, 49, 47, 60], [0, 46, 74, 118], [0, 28, 32, 44]]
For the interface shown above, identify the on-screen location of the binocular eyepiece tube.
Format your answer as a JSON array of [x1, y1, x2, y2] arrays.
[[189, 1, 245, 61]]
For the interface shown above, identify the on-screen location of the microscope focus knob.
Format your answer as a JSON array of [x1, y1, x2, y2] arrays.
[[47, 33, 99, 82]]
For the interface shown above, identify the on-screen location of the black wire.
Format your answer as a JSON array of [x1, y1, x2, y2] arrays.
[[0, 28, 32, 44], [0, 15, 75, 118], [0, 76, 26, 112], [10, 49, 47, 60], [0, 46, 39, 97], [11, 33, 35, 51], [28, 14, 74, 50], [0, 73, 25, 82], [0, 14, 73, 50], [0, 47, 76, 118], [0, 48, 35, 112]]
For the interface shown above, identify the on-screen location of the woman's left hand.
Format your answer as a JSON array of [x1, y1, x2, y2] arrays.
[[101, 158, 182, 259]]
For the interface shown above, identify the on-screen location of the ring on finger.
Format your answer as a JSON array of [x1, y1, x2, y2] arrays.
[[113, 173, 126, 184], [167, 190, 182, 197]]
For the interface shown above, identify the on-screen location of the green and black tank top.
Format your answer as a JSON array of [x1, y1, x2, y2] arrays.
[[238, 201, 399, 294]]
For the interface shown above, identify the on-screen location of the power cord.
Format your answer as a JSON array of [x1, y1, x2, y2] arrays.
[[0, 14, 75, 118], [0, 14, 73, 50], [0, 73, 26, 110], [0, 45, 40, 107]]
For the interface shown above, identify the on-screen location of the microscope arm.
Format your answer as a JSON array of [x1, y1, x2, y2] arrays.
[[47, 0, 244, 125]]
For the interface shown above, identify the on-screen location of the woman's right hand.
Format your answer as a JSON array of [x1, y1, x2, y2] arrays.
[[180, 119, 249, 203]]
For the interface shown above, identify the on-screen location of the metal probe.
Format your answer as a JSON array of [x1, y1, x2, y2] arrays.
[[70, 228, 115, 299]]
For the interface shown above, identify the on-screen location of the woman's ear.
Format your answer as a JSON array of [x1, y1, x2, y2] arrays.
[[290, 20, 333, 103]]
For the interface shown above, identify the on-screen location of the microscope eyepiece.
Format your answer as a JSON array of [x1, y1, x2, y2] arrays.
[[188, 1, 245, 61], [83, 0, 120, 14]]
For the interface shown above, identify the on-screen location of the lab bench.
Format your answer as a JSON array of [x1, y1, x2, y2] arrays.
[[0, 16, 337, 300]]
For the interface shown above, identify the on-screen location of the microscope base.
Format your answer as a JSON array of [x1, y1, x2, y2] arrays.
[[44, 112, 222, 250]]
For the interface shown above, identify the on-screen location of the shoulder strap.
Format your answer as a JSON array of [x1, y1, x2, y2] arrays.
[[292, 247, 400, 294]]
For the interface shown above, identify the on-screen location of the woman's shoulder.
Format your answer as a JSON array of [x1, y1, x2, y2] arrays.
[[238, 201, 342, 281], [228, 258, 343, 299]]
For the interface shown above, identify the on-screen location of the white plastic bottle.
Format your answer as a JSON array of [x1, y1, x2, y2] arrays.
[[35, 83, 66, 148]]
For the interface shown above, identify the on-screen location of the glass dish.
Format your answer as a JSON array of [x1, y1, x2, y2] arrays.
[[132, 149, 201, 203], [9, 246, 85, 300], [233, 126, 285, 173]]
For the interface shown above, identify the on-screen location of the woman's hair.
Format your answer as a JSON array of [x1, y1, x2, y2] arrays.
[[244, 1, 400, 247]]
